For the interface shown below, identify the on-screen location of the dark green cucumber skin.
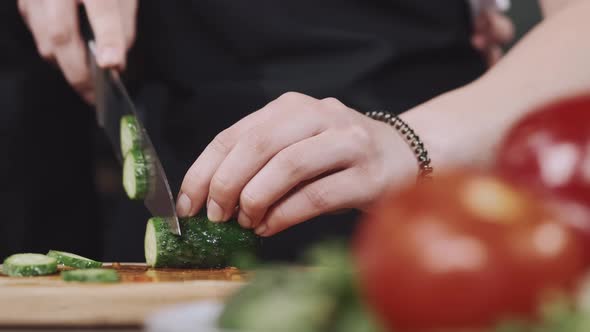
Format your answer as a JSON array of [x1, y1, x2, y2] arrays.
[[125, 148, 149, 200], [61, 268, 119, 283], [47, 250, 103, 269], [2, 255, 58, 277], [149, 215, 260, 269]]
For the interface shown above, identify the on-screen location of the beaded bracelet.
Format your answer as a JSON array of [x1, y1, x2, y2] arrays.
[[365, 111, 433, 181]]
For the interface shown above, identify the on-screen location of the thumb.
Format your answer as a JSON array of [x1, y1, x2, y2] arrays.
[[82, 0, 126, 68]]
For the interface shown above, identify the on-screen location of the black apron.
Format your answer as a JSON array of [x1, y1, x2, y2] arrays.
[[0, 3, 102, 260], [0, 0, 485, 261]]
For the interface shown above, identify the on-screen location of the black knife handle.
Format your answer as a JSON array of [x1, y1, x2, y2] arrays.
[[79, 5, 94, 43]]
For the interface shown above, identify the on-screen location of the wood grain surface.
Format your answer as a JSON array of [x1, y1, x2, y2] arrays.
[[0, 263, 246, 327]]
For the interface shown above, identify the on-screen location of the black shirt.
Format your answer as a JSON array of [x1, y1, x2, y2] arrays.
[[0, 0, 485, 261]]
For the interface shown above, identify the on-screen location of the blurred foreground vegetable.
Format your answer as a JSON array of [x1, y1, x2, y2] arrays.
[[355, 171, 589, 332], [218, 241, 383, 332], [496, 94, 590, 261]]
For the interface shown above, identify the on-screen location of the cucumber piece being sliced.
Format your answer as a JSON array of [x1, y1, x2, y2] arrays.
[[120, 115, 141, 157], [145, 215, 260, 268], [61, 268, 120, 283], [2, 253, 58, 277], [123, 147, 149, 200], [47, 250, 102, 269]]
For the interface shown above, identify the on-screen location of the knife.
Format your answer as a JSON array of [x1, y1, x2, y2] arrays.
[[87, 42, 181, 236]]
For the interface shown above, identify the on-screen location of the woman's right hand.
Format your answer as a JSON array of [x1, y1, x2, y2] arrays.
[[18, 0, 138, 103]]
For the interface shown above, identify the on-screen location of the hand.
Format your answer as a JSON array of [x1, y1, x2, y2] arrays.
[[18, 0, 138, 103], [472, 9, 515, 67], [176, 92, 417, 237]]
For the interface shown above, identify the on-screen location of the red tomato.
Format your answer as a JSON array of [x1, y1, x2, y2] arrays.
[[355, 171, 587, 332], [496, 95, 590, 254]]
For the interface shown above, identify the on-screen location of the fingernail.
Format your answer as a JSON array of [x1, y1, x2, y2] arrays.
[[238, 210, 253, 229], [255, 223, 268, 236], [207, 199, 224, 222], [176, 193, 192, 217], [97, 47, 121, 67]]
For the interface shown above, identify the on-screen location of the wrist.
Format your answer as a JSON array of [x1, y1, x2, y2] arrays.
[[366, 115, 423, 190], [366, 111, 433, 181]]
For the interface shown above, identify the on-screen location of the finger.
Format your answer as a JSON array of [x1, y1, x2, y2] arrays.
[[485, 10, 515, 45], [473, 10, 490, 33], [177, 96, 293, 218], [177, 127, 247, 219], [82, 0, 126, 68], [486, 45, 504, 67], [21, 0, 55, 60], [118, 0, 138, 49], [254, 168, 371, 237], [471, 34, 488, 51], [471, 11, 492, 51], [207, 96, 323, 223], [237, 129, 360, 229], [17, 0, 30, 25], [45, 0, 94, 101]]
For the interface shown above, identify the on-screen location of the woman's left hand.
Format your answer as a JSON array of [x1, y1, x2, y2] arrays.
[[472, 9, 515, 66], [176, 92, 416, 236]]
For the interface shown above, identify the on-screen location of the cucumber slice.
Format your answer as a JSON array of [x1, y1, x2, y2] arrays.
[[145, 220, 158, 267], [145, 215, 259, 268], [120, 115, 141, 157], [61, 268, 120, 283], [123, 148, 149, 200], [2, 253, 58, 277], [47, 250, 102, 269]]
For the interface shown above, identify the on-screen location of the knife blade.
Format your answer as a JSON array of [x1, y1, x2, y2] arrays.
[[88, 41, 181, 236]]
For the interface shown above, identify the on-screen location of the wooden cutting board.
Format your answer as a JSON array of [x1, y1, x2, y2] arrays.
[[0, 263, 247, 327]]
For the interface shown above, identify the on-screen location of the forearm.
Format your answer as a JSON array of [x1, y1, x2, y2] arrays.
[[402, 0, 590, 173]]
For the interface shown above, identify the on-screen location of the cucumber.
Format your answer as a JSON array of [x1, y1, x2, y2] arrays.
[[120, 115, 141, 157], [61, 268, 120, 283], [145, 215, 259, 268], [123, 147, 149, 200], [2, 253, 58, 277], [47, 250, 102, 269]]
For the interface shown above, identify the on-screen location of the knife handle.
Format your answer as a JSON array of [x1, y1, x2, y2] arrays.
[[78, 5, 94, 43]]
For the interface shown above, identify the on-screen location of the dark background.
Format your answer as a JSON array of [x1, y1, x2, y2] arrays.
[[508, 0, 542, 44]]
